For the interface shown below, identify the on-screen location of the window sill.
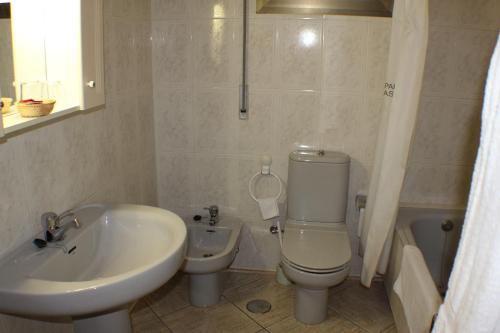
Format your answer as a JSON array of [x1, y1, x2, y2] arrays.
[[2, 105, 80, 135]]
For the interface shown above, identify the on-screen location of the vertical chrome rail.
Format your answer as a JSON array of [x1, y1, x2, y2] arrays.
[[239, 0, 248, 120]]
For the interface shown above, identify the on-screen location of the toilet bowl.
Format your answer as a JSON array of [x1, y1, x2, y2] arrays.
[[281, 150, 352, 324], [281, 221, 351, 324], [181, 217, 242, 307]]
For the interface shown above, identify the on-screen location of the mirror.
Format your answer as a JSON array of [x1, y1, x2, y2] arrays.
[[0, 2, 14, 113]]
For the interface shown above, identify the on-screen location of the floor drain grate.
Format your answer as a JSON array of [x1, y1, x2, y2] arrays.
[[246, 299, 272, 314]]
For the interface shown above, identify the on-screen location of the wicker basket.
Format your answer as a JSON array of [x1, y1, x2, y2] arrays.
[[1, 98, 13, 114], [17, 99, 56, 117]]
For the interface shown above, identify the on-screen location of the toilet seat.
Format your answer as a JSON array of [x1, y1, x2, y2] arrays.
[[281, 221, 351, 272], [281, 255, 349, 274]]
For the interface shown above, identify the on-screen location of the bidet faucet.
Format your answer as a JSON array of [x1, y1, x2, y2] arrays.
[[204, 205, 219, 226], [41, 210, 81, 242]]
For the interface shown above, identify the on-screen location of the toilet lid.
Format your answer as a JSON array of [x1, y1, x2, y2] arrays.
[[282, 224, 351, 271]]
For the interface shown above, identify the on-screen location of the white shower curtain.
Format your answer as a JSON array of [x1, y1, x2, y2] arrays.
[[360, 0, 429, 287], [432, 34, 500, 333]]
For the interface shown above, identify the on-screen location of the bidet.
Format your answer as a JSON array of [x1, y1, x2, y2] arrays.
[[182, 214, 242, 307]]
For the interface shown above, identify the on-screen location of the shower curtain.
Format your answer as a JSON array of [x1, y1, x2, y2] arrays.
[[432, 35, 500, 333], [359, 0, 429, 287]]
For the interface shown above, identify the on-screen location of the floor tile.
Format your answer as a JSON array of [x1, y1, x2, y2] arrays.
[[223, 274, 295, 328], [131, 300, 172, 333], [222, 270, 274, 293], [266, 309, 367, 333], [380, 324, 397, 333], [138, 271, 395, 333], [161, 299, 262, 333], [134, 319, 172, 333], [146, 274, 191, 317], [329, 281, 394, 333], [329, 278, 363, 296], [131, 300, 158, 326]]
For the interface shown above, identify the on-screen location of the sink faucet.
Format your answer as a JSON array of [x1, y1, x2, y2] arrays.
[[41, 210, 81, 242], [204, 205, 219, 226]]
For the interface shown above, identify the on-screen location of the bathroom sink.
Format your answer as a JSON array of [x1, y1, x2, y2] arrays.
[[0, 204, 187, 320]]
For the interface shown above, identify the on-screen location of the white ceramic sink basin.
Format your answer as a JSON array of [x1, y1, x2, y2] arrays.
[[0, 204, 186, 332]]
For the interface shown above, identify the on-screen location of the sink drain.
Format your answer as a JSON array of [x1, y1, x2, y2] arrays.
[[203, 253, 214, 258], [246, 299, 272, 314]]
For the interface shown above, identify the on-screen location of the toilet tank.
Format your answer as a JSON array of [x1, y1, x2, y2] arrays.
[[287, 150, 350, 223]]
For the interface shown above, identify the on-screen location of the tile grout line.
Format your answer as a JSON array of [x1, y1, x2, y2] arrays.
[[330, 308, 372, 333], [378, 321, 397, 333], [152, 303, 192, 321], [221, 294, 268, 332], [144, 293, 192, 328], [143, 301, 174, 333]]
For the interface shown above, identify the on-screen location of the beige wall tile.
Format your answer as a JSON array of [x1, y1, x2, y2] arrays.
[[401, 164, 473, 206], [157, 151, 195, 210], [276, 19, 322, 90], [452, 29, 497, 99], [238, 91, 275, 154], [154, 85, 194, 151], [192, 155, 239, 211], [188, 0, 241, 19], [275, 91, 320, 152], [151, 0, 189, 20], [323, 20, 367, 92], [428, 0, 461, 27], [153, 22, 192, 85], [421, 28, 456, 97], [193, 89, 238, 153], [365, 20, 391, 95], [248, 21, 276, 88], [457, 0, 500, 30], [192, 20, 240, 87], [410, 97, 481, 166]]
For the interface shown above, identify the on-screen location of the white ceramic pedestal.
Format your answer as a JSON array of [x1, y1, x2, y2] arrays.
[[189, 272, 221, 307], [295, 287, 329, 325], [74, 309, 131, 333]]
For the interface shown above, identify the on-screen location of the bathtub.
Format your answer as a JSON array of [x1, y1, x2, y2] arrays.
[[385, 206, 465, 333]]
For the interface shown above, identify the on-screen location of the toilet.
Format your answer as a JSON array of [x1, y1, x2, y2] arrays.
[[281, 150, 351, 325]]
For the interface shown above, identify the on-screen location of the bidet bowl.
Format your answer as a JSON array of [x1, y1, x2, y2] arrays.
[[182, 218, 242, 274], [0, 204, 187, 331], [181, 217, 242, 306]]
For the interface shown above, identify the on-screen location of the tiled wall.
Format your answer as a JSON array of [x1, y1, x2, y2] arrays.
[[152, 0, 392, 274], [0, 0, 155, 331], [401, 0, 500, 206]]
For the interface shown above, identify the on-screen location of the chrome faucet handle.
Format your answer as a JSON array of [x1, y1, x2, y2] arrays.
[[41, 212, 58, 230], [72, 217, 81, 228], [204, 205, 219, 217], [204, 205, 219, 226], [40, 210, 81, 243], [55, 210, 75, 224]]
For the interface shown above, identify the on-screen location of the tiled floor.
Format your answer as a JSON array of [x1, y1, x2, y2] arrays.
[[131, 271, 396, 333]]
